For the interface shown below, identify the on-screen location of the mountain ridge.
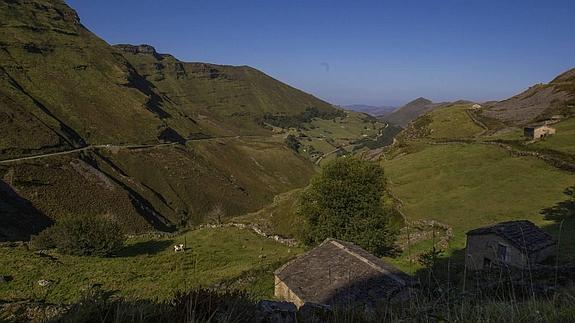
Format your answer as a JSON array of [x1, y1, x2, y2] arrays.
[[0, 0, 341, 240]]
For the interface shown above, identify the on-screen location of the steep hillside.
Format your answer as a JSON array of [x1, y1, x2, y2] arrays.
[[483, 67, 575, 125], [0, 0, 351, 240], [114, 44, 338, 137], [382, 97, 443, 127]]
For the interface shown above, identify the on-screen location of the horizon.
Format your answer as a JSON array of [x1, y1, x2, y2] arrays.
[[66, 0, 574, 107]]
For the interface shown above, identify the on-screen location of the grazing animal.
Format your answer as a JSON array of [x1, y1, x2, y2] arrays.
[[174, 244, 185, 252]]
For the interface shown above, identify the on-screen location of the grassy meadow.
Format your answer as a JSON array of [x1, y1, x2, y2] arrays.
[[533, 117, 575, 155], [383, 143, 574, 268], [0, 227, 302, 304], [426, 104, 485, 139], [381, 105, 575, 271]]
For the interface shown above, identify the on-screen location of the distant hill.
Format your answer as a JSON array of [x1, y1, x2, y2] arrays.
[[343, 104, 396, 117], [482, 67, 575, 125], [381, 97, 444, 127]]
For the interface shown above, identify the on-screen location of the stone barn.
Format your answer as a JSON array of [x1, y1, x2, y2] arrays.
[[465, 220, 556, 271], [524, 124, 556, 139], [274, 238, 415, 308]]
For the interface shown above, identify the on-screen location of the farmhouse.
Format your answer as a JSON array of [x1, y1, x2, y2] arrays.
[[523, 124, 556, 139], [471, 104, 482, 109], [274, 238, 415, 308], [465, 220, 556, 271]]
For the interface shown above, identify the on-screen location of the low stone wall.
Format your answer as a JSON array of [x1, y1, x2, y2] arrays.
[[199, 223, 299, 247]]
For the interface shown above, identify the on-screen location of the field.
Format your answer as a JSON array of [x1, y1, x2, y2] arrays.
[[295, 111, 387, 163], [426, 105, 485, 139], [381, 105, 575, 271], [232, 189, 303, 238], [533, 118, 575, 155], [383, 144, 574, 267], [0, 227, 302, 304]]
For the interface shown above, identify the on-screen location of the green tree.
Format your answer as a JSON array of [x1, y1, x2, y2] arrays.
[[31, 214, 124, 257], [284, 134, 301, 152], [297, 157, 399, 256]]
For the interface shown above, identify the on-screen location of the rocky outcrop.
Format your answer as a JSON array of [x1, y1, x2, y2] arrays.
[[113, 44, 165, 60]]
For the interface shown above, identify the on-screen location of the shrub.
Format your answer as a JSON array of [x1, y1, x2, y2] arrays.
[[30, 214, 124, 257], [284, 134, 301, 152], [297, 158, 399, 256]]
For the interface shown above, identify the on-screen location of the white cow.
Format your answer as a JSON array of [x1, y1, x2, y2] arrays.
[[174, 244, 185, 252]]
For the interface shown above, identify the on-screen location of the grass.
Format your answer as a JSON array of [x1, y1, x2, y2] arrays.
[[426, 104, 485, 140], [533, 117, 575, 155], [231, 189, 303, 238], [383, 143, 575, 270], [0, 227, 302, 304]]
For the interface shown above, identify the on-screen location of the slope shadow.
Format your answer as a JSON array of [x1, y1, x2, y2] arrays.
[[0, 180, 53, 241], [116, 239, 174, 257], [540, 186, 575, 263]]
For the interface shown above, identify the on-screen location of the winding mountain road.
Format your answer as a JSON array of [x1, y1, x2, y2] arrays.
[[0, 136, 249, 164]]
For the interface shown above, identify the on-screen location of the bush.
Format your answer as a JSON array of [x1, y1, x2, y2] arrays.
[[297, 158, 399, 256], [284, 134, 301, 152], [30, 214, 124, 257]]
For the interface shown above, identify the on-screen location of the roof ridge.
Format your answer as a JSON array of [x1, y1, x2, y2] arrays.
[[329, 240, 406, 285]]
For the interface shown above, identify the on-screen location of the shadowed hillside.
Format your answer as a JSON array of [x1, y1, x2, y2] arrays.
[[0, 0, 348, 238]]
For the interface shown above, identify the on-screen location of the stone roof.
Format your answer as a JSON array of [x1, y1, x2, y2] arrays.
[[274, 239, 415, 306], [467, 220, 556, 253]]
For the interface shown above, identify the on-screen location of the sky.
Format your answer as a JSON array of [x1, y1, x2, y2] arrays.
[[66, 0, 575, 107]]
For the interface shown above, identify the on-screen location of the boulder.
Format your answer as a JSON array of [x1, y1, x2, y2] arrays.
[[37, 279, 51, 287]]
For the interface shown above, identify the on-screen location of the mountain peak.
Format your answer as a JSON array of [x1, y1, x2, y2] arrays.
[[410, 97, 432, 105]]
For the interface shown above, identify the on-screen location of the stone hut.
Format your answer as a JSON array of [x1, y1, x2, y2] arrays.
[[465, 220, 556, 271], [523, 124, 556, 139], [274, 238, 415, 308]]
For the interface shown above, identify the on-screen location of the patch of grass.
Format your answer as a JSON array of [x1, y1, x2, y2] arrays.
[[426, 104, 484, 140], [382, 143, 575, 270], [0, 227, 302, 304], [533, 117, 575, 155], [231, 189, 303, 238]]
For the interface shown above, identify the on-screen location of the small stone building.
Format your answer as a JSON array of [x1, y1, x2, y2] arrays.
[[465, 220, 556, 271], [524, 124, 556, 139], [274, 238, 415, 308]]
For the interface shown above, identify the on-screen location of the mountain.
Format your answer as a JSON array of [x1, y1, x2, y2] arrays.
[[482, 67, 575, 125], [382, 97, 444, 127], [0, 0, 349, 240], [343, 104, 396, 117]]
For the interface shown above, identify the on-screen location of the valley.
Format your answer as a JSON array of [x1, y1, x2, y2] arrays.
[[1, 0, 575, 321]]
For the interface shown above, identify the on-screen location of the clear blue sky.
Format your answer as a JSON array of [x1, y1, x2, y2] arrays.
[[66, 0, 574, 106]]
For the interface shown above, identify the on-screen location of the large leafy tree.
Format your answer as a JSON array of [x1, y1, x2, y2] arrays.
[[297, 157, 399, 256]]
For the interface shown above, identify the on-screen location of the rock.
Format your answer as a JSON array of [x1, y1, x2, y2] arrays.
[[0, 275, 12, 283], [255, 300, 297, 323], [37, 279, 51, 287]]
